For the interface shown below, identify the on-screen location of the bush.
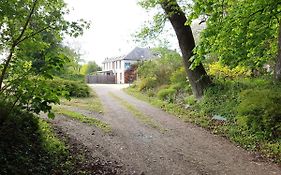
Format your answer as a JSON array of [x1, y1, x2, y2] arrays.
[[208, 62, 251, 79], [197, 80, 246, 119], [170, 67, 187, 85], [157, 88, 176, 103], [48, 79, 90, 97], [237, 89, 281, 138], [137, 77, 157, 91]]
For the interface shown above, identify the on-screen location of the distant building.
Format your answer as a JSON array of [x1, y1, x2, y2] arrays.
[[99, 47, 158, 84]]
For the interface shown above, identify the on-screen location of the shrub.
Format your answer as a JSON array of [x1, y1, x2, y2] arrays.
[[208, 62, 251, 79], [197, 80, 245, 119], [170, 67, 187, 85], [157, 88, 176, 103], [48, 79, 90, 97], [137, 77, 157, 91], [237, 89, 281, 138]]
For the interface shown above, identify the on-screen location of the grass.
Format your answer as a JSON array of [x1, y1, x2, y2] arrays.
[[61, 90, 103, 113], [109, 92, 167, 133], [53, 107, 111, 133]]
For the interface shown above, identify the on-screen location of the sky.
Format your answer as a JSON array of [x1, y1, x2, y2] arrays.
[[64, 0, 161, 66]]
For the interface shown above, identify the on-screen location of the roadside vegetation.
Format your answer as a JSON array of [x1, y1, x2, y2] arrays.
[[126, 48, 281, 163], [60, 89, 104, 113], [53, 106, 111, 133], [0, 0, 101, 173], [0, 105, 90, 174]]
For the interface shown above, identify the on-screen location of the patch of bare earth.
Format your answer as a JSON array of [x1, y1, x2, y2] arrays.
[[46, 84, 281, 175]]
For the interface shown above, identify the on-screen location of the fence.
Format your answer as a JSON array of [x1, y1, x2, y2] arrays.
[[86, 75, 115, 84]]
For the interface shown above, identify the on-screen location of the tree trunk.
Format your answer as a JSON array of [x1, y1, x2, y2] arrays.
[[161, 0, 212, 98], [275, 22, 281, 81]]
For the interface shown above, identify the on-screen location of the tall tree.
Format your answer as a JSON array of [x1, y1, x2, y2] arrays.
[[138, 0, 211, 98]]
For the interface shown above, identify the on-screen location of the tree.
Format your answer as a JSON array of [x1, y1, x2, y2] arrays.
[[0, 0, 89, 118], [189, 0, 281, 80], [80, 61, 101, 75], [138, 0, 211, 98]]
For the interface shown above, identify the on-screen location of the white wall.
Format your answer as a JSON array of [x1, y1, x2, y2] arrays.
[[102, 60, 137, 84]]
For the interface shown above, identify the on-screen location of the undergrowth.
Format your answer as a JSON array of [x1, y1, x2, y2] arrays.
[[0, 108, 69, 174]]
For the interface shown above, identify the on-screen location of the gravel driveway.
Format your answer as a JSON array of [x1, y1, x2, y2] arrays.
[[50, 84, 281, 175]]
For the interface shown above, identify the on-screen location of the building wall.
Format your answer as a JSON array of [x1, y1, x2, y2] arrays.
[[102, 60, 137, 84]]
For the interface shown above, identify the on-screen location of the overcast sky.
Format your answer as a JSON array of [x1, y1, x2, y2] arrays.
[[64, 0, 160, 65]]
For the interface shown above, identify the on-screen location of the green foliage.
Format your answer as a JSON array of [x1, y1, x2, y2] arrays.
[[184, 95, 197, 106], [208, 62, 251, 79], [80, 61, 101, 75], [197, 80, 251, 119], [170, 67, 187, 85], [237, 89, 281, 138], [189, 0, 281, 69], [0, 107, 68, 174], [0, 0, 89, 117], [136, 48, 183, 91], [136, 77, 157, 91], [157, 88, 176, 103], [48, 79, 90, 98]]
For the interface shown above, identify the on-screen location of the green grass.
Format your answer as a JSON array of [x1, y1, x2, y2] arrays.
[[61, 90, 103, 113], [53, 107, 111, 133], [109, 93, 166, 133]]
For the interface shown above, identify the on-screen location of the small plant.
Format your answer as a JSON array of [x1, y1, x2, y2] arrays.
[[157, 88, 176, 103], [237, 89, 281, 138], [184, 95, 197, 106]]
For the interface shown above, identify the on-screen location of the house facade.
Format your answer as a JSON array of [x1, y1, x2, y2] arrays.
[[100, 47, 156, 84]]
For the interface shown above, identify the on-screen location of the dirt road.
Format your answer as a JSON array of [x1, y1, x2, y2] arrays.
[[50, 84, 280, 175]]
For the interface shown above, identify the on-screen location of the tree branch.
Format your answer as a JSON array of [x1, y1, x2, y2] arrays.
[[0, 0, 39, 90], [16, 25, 52, 45], [14, 0, 39, 44]]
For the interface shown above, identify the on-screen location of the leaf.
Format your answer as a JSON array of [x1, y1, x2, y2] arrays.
[[48, 112, 55, 119]]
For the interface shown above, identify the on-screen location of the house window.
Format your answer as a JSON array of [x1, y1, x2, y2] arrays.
[[125, 63, 131, 70], [119, 61, 121, 69], [116, 61, 118, 69], [120, 73, 122, 80], [112, 62, 115, 69]]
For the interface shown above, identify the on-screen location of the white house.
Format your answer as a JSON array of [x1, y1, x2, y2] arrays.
[[100, 47, 157, 84]]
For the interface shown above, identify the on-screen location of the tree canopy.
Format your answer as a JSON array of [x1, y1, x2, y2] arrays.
[[0, 0, 89, 118]]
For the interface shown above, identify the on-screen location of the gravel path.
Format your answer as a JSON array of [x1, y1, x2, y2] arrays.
[[50, 84, 281, 175]]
